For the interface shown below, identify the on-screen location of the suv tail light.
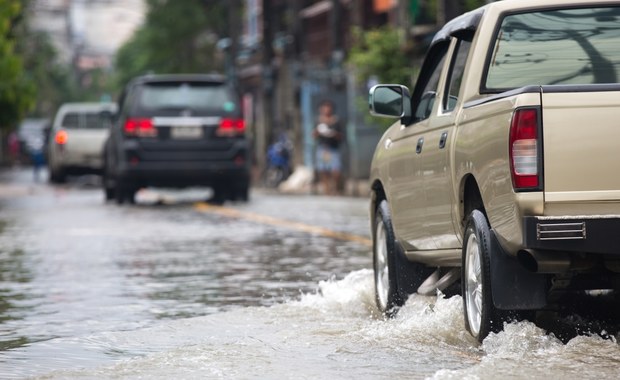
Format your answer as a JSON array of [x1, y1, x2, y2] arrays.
[[216, 118, 245, 137], [509, 108, 541, 191], [54, 130, 68, 145], [124, 118, 157, 137]]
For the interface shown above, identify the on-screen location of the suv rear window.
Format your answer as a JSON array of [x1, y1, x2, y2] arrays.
[[136, 82, 238, 115], [485, 6, 620, 91]]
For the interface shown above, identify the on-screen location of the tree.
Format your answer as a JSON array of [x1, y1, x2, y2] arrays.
[[15, 29, 78, 118], [347, 26, 416, 129], [115, 0, 228, 86], [348, 26, 414, 88], [465, 0, 490, 11], [0, 0, 36, 130]]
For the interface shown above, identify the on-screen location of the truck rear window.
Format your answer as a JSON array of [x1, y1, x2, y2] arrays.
[[485, 6, 620, 91]]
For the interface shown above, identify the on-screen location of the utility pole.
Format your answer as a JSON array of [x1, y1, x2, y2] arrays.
[[227, 0, 240, 87], [288, 0, 304, 168], [439, 0, 464, 25], [329, 0, 344, 88], [259, 0, 275, 172]]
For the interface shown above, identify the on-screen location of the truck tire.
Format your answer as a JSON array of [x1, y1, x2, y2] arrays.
[[373, 200, 432, 317], [462, 209, 502, 342], [373, 200, 402, 317]]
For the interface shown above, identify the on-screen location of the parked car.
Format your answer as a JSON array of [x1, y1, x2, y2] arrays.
[[103, 74, 250, 204], [48, 102, 117, 183], [367, 0, 620, 342]]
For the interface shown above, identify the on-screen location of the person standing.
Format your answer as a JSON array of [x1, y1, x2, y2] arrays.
[[8, 131, 21, 167], [28, 136, 45, 182], [313, 100, 342, 195]]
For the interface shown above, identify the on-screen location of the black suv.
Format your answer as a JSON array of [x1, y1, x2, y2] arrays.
[[103, 74, 250, 204]]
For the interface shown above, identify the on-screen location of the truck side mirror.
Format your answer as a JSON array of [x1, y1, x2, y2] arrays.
[[369, 84, 412, 119]]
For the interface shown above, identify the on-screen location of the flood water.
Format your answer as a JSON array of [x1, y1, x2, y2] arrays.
[[1, 169, 619, 379]]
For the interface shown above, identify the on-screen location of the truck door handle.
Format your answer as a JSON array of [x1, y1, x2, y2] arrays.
[[439, 131, 448, 149], [416, 137, 424, 154]]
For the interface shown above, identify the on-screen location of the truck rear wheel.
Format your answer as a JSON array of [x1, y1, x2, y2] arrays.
[[462, 210, 502, 342]]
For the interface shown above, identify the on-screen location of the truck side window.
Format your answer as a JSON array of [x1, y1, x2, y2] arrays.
[[411, 42, 449, 123], [444, 38, 472, 112]]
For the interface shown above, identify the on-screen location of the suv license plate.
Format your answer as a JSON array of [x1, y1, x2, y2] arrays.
[[171, 126, 203, 139]]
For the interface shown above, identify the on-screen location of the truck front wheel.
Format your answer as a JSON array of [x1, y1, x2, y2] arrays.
[[373, 200, 402, 317], [373, 200, 432, 317], [462, 210, 502, 342]]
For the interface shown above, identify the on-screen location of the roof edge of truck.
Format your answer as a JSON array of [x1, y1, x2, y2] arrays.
[[430, 5, 487, 45]]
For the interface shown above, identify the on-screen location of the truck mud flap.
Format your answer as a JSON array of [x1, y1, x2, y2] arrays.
[[489, 229, 548, 310], [394, 240, 435, 299]]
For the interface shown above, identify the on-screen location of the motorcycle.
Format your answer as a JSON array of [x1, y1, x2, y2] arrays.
[[264, 134, 293, 188]]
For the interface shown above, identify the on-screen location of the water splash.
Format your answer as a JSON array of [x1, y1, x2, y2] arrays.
[[5, 269, 620, 380]]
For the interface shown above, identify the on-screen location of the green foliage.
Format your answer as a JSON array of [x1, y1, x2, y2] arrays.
[[0, 0, 36, 129], [15, 30, 78, 118], [465, 0, 490, 11], [115, 28, 151, 87], [348, 26, 414, 88], [347, 26, 418, 129], [414, 0, 438, 24], [115, 0, 227, 87]]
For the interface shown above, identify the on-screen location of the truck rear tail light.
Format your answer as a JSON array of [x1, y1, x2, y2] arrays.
[[124, 118, 157, 137], [509, 108, 541, 190], [54, 130, 68, 145], [217, 118, 245, 137]]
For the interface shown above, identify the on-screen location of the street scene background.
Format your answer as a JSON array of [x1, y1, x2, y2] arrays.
[[1, 1, 620, 379]]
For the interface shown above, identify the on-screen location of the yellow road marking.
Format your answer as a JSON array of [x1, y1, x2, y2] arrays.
[[194, 202, 372, 247]]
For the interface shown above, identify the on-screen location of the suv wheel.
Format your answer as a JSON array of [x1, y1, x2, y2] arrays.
[[234, 181, 250, 202], [462, 209, 501, 342], [105, 187, 115, 202], [115, 181, 136, 205], [209, 184, 227, 205], [103, 166, 115, 202]]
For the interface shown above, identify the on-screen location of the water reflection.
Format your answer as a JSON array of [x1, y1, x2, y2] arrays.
[[119, 223, 369, 320], [0, 215, 38, 349]]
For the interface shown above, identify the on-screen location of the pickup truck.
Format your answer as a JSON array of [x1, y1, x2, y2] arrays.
[[367, 0, 620, 342]]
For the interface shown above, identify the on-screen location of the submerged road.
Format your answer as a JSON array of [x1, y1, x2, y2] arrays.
[[0, 168, 618, 379]]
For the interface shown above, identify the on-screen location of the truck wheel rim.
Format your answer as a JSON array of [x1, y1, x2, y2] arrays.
[[374, 221, 389, 312], [465, 232, 483, 336]]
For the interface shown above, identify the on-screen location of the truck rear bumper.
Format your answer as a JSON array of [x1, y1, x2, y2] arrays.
[[523, 216, 620, 255]]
